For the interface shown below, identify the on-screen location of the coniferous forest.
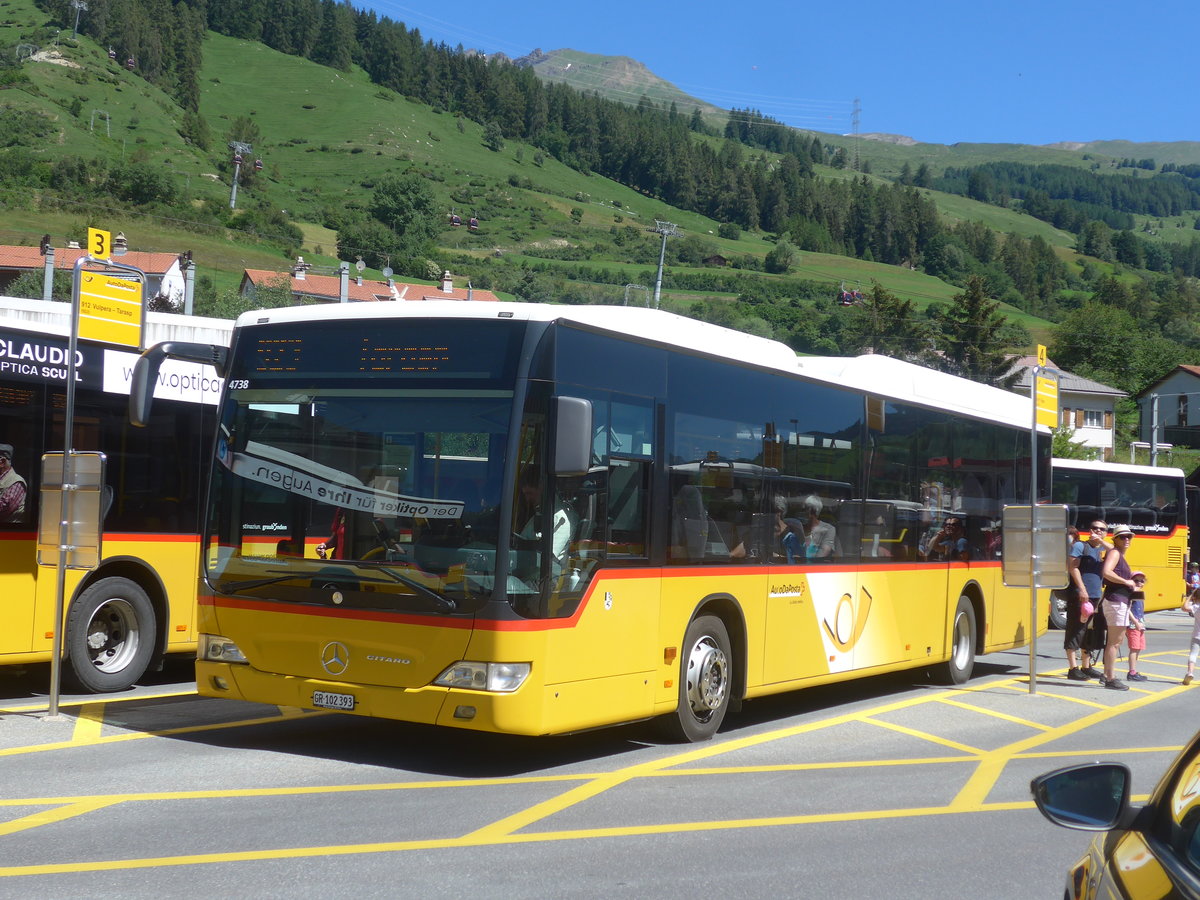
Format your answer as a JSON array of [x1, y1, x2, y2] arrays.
[[10, 0, 1200, 425]]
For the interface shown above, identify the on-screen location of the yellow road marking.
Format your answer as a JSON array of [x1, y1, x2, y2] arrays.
[[0, 688, 195, 715], [0, 662, 1193, 878], [71, 703, 105, 743], [0, 794, 1160, 878], [1002, 686, 1108, 709], [0, 710, 332, 758], [0, 799, 118, 838], [936, 697, 1053, 731], [859, 716, 982, 754], [950, 684, 1181, 809]]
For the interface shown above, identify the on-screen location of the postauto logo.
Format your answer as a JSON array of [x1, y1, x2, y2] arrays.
[[823, 586, 874, 653]]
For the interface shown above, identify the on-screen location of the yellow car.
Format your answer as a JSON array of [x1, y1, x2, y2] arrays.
[[1031, 732, 1200, 898]]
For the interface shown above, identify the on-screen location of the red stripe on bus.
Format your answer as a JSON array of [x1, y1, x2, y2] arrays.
[[199, 559, 1013, 633]]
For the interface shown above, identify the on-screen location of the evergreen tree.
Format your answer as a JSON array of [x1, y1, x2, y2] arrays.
[[933, 275, 1019, 388], [841, 282, 933, 362]]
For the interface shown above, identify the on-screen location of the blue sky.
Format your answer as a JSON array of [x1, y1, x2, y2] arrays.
[[373, 0, 1196, 147]]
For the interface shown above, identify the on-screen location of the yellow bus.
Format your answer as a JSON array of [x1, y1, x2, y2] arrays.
[[136, 302, 1050, 740], [0, 296, 228, 691], [1050, 457, 1188, 623]]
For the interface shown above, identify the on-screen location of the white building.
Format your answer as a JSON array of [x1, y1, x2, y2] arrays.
[[1009, 356, 1123, 459]]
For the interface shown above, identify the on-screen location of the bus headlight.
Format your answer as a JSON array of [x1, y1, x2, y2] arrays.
[[434, 661, 530, 692], [200, 634, 248, 664]]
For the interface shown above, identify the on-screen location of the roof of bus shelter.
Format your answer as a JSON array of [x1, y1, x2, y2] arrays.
[[0, 244, 179, 276]]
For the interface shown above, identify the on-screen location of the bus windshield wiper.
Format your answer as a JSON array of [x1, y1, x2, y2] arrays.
[[220, 571, 395, 593], [374, 567, 457, 611], [220, 567, 456, 612]]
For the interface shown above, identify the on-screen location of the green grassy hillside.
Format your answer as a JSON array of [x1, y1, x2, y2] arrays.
[[2, 0, 1142, 349]]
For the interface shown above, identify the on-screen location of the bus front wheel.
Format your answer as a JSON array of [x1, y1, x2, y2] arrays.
[[934, 595, 976, 685], [65, 577, 156, 693], [659, 614, 732, 742]]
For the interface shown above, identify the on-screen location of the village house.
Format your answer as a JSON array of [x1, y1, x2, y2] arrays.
[[1009, 355, 1123, 459], [239, 259, 499, 304]]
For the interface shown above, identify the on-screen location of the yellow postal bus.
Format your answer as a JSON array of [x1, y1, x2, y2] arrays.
[[1050, 457, 1187, 621], [136, 303, 1050, 740], [0, 296, 227, 691]]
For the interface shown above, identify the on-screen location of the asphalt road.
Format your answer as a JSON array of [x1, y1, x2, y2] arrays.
[[1, 609, 1198, 899]]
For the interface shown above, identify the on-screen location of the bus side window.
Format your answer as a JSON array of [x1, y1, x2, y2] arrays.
[[607, 458, 648, 558]]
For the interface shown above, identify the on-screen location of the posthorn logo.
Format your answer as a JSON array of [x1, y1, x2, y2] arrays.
[[320, 641, 350, 676]]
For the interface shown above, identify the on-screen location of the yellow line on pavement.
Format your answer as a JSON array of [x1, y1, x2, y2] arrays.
[[11, 790, 1161, 879], [950, 684, 1185, 809], [858, 716, 983, 754], [935, 697, 1053, 731], [1002, 686, 1108, 709], [0, 773, 588, 808], [0, 800, 1028, 877], [71, 703, 105, 743], [0, 710, 332, 758], [0, 799, 120, 838], [0, 689, 195, 715]]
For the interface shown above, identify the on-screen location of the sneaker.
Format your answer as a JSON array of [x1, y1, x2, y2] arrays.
[[1066, 667, 1088, 681], [1184, 674, 1194, 686], [1082, 666, 1104, 680], [1127, 672, 1149, 682], [1104, 678, 1130, 691]]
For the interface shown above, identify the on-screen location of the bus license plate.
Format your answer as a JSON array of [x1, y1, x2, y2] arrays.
[[312, 690, 355, 710]]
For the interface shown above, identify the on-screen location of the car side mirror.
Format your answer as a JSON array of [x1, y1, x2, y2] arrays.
[[1030, 763, 1130, 831]]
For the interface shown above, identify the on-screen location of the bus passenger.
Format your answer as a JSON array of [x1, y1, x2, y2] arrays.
[[316, 508, 347, 560], [774, 495, 804, 563], [802, 495, 836, 561], [0, 443, 27, 523], [924, 516, 970, 562]]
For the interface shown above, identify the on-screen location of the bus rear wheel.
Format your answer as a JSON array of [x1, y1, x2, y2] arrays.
[[658, 614, 732, 742], [65, 577, 156, 693], [934, 595, 976, 685]]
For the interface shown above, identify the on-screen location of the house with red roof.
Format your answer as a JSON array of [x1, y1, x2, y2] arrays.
[[239, 258, 499, 304], [0, 240, 184, 300]]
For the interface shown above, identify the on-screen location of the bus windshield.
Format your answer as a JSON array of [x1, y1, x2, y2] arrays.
[[203, 318, 527, 614], [207, 389, 511, 613]]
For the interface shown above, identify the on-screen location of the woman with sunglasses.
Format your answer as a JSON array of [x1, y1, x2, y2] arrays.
[[1099, 525, 1140, 690]]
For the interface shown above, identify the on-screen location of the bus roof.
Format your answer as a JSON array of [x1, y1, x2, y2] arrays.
[[236, 300, 804, 373], [235, 301, 1041, 431], [796, 353, 1038, 431], [1052, 457, 1185, 478]]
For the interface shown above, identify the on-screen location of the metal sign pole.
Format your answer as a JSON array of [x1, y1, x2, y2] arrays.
[[1029, 366, 1039, 695], [49, 257, 90, 716]]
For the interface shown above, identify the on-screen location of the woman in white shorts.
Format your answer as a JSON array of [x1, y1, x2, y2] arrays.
[[1099, 525, 1138, 690]]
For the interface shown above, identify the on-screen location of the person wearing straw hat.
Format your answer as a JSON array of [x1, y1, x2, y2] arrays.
[[1099, 524, 1139, 690]]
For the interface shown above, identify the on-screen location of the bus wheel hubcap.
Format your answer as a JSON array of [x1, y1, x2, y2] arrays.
[[86, 599, 139, 673], [686, 636, 727, 715]]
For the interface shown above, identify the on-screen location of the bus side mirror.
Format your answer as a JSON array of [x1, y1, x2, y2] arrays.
[[553, 396, 592, 476], [129, 341, 229, 427]]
